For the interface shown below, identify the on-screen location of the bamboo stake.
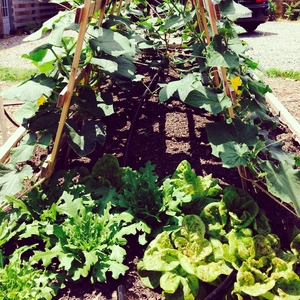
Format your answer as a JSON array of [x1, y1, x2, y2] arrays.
[[117, 0, 123, 16], [203, 0, 248, 190], [195, 0, 220, 92], [98, 0, 107, 26], [43, 0, 92, 178]]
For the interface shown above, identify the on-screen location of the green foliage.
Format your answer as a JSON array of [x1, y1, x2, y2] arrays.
[[0, 163, 33, 204], [266, 68, 300, 80], [118, 161, 163, 225], [268, 0, 277, 20], [0, 67, 37, 82], [160, 160, 222, 215], [139, 173, 300, 299], [30, 193, 136, 283], [138, 215, 232, 299], [284, 1, 300, 20], [91, 154, 124, 191], [0, 247, 59, 300], [0, 0, 298, 215], [1, 158, 300, 298]]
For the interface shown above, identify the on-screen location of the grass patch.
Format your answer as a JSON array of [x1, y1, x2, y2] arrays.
[[0, 67, 38, 82], [266, 68, 300, 80]]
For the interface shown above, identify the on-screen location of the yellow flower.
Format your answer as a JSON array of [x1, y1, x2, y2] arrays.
[[36, 95, 46, 107], [230, 76, 242, 95]]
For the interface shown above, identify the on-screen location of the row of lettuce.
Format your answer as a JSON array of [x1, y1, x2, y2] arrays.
[[1, 0, 300, 213], [1, 156, 299, 299]]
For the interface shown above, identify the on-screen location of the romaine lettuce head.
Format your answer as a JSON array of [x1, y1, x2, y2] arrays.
[[223, 229, 254, 268], [170, 160, 222, 200], [233, 253, 300, 298], [222, 186, 259, 230]]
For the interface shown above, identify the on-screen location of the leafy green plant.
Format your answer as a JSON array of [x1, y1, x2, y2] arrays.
[[266, 68, 300, 80], [6, 189, 144, 284], [268, 0, 277, 20], [0, 67, 37, 82], [156, 0, 300, 214], [117, 161, 163, 224], [0, 246, 60, 300], [284, 1, 300, 20], [138, 214, 233, 299], [138, 183, 300, 299]]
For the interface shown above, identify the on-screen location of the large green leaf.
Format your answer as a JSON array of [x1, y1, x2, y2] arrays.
[[160, 271, 181, 293], [91, 55, 136, 79], [159, 74, 196, 102], [159, 74, 231, 113], [33, 244, 67, 267], [0, 75, 55, 102], [261, 160, 300, 215], [106, 260, 129, 279], [77, 87, 114, 118], [24, 10, 76, 46], [9, 133, 51, 164], [164, 11, 195, 30], [89, 27, 135, 57], [263, 138, 295, 166], [25, 112, 60, 134], [90, 57, 118, 73], [13, 101, 39, 124], [0, 164, 33, 202], [66, 120, 106, 157], [56, 191, 83, 220], [217, 141, 250, 168], [22, 44, 57, 73], [219, 0, 252, 21], [206, 35, 239, 68], [206, 118, 258, 158], [184, 88, 231, 114], [10, 145, 35, 164], [72, 250, 98, 280]]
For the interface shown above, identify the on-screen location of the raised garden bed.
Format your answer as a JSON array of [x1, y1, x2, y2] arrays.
[[1, 0, 300, 299]]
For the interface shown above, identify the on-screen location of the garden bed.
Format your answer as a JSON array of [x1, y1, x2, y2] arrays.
[[1, 2, 300, 299], [16, 66, 299, 299]]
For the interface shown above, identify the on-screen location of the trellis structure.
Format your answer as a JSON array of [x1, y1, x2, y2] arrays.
[[0, 0, 252, 190], [38, 0, 240, 178]]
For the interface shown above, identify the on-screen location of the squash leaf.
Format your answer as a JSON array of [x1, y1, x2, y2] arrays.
[[261, 160, 300, 215]]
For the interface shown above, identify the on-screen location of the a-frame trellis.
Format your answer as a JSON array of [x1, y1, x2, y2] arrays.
[[40, 0, 243, 177], [0, 0, 251, 195], [1, 0, 299, 218]]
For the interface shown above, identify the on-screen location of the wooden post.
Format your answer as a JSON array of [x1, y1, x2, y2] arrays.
[[0, 3, 4, 38], [42, 0, 92, 178], [202, 0, 249, 190]]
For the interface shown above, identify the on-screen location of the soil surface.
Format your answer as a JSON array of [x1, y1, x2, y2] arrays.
[[1, 28, 300, 299]]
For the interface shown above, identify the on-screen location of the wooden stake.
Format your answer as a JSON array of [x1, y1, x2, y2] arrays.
[[43, 0, 92, 178], [203, 0, 248, 189]]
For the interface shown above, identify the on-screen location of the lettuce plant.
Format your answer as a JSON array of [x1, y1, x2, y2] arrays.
[[138, 215, 233, 299], [200, 186, 270, 241], [160, 160, 222, 216], [28, 191, 143, 283], [138, 164, 300, 299], [0, 246, 60, 300]]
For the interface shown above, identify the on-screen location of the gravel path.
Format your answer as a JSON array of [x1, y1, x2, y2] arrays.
[[0, 21, 300, 70], [240, 21, 300, 71], [0, 34, 48, 69]]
